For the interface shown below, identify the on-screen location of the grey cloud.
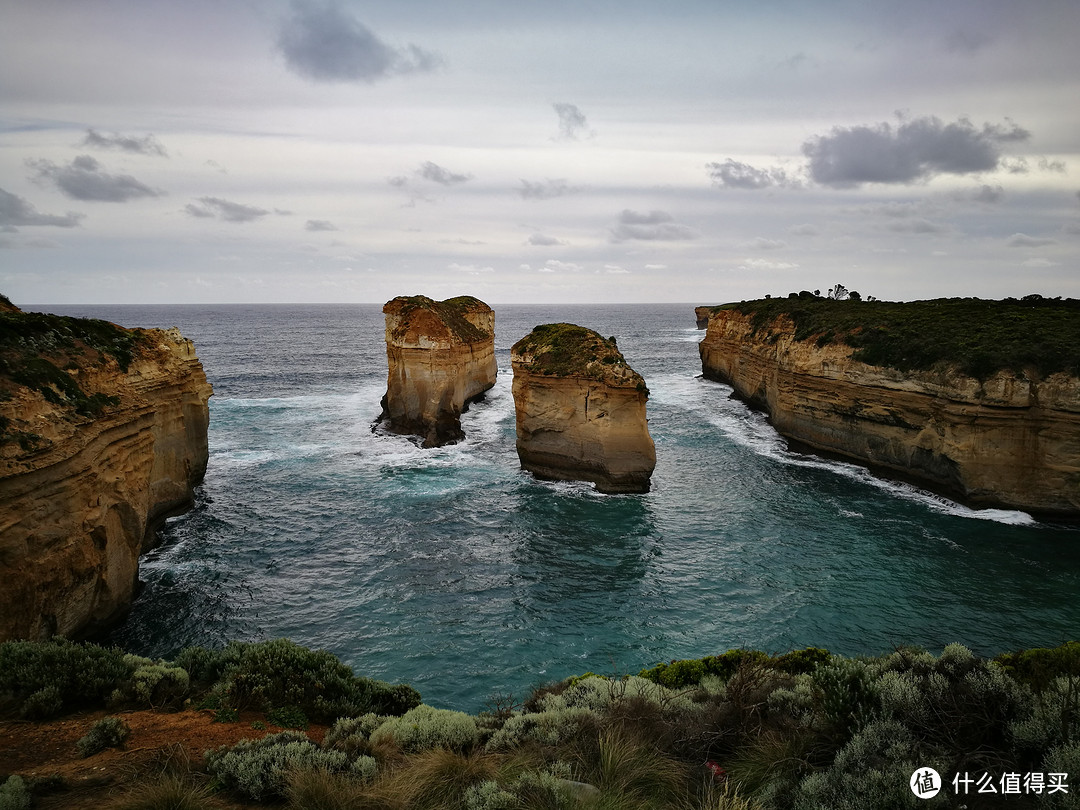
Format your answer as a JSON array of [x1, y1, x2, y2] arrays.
[[742, 237, 788, 250], [884, 218, 950, 234], [0, 187, 83, 231], [518, 178, 577, 200], [611, 209, 698, 242], [527, 233, 563, 246], [790, 223, 819, 236], [185, 197, 269, 223], [81, 128, 167, 157], [305, 219, 338, 231], [416, 161, 470, 186], [1006, 233, 1056, 247], [553, 102, 590, 140], [945, 29, 991, 54], [803, 115, 1030, 188], [970, 184, 1004, 204], [28, 155, 162, 202], [1038, 158, 1067, 173], [278, 0, 440, 83], [707, 159, 793, 190]]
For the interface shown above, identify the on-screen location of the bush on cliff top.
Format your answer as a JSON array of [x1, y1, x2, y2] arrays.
[[386, 294, 490, 344], [512, 323, 642, 385], [712, 296, 1080, 380]]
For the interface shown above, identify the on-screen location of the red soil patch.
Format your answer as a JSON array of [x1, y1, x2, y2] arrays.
[[0, 708, 328, 809]]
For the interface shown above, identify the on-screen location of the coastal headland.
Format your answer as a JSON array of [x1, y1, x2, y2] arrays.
[[698, 295, 1080, 518], [0, 296, 212, 641]]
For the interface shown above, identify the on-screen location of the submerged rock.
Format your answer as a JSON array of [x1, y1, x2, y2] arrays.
[[0, 299, 212, 641], [380, 295, 497, 447], [511, 323, 656, 493]]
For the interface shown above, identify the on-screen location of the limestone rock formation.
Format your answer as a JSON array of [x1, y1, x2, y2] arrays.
[[699, 305, 1080, 517], [511, 323, 656, 493], [380, 295, 497, 447], [0, 300, 212, 640]]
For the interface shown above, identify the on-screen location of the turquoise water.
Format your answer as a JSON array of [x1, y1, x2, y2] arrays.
[[43, 303, 1080, 712]]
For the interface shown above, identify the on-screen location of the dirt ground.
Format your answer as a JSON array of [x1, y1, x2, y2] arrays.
[[0, 707, 328, 808]]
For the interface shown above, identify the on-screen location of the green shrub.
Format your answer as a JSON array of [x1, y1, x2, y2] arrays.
[[0, 776, 30, 810], [997, 642, 1080, 693], [120, 654, 191, 707], [1039, 742, 1080, 809], [369, 703, 479, 753], [324, 712, 386, 753], [486, 707, 599, 752], [285, 766, 374, 810], [0, 638, 133, 718], [184, 639, 420, 721], [267, 704, 309, 730], [204, 731, 349, 801], [76, 716, 131, 757]]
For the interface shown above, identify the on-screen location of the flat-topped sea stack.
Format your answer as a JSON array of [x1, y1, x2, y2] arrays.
[[380, 295, 497, 447], [698, 296, 1080, 518], [511, 323, 656, 493], [0, 297, 212, 641]]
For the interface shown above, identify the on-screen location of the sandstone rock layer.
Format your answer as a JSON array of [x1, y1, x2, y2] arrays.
[[512, 323, 656, 493], [380, 295, 497, 447], [0, 306, 212, 640], [699, 307, 1080, 517]]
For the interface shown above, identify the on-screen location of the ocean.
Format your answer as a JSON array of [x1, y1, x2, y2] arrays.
[[40, 303, 1080, 712]]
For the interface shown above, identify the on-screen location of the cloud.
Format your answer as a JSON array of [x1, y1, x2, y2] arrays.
[[540, 259, 582, 273], [0, 187, 83, 231], [28, 155, 162, 202], [416, 161, 471, 185], [741, 236, 788, 250], [553, 102, 590, 140], [789, 223, 819, 236], [185, 197, 269, 223], [1022, 258, 1060, 268], [802, 115, 1030, 188], [707, 159, 794, 190], [1038, 157, 1067, 173], [884, 217, 950, 234], [305, 219, 338, 231], [965, 184, 1004, 204], [604, 264, 630, 274], [277, 0, 440, 83], [610, 209, 698, 242], [644, 264, 667, 270], [527, 233, 564, 246], [448, 262, 494, 274], [81, 128, 167, 157], [518, 178, 577, 200], [738, 258, 800, 271], [1006, 233, 1056, 248]]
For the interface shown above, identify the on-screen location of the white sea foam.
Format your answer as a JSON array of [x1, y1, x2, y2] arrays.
[[648, 373, 1037, 526]]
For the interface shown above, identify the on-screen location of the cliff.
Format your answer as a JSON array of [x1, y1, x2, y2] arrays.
[[380, 295, 497, 447], [698, 298, 1080, 517], [511, 323, 656, 493], [0, 300, 212, 640]]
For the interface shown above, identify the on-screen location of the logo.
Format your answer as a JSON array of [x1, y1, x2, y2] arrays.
[[911, 767, 942, 799]]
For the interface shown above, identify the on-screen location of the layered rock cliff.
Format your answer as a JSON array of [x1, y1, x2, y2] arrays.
[[0, 300, 212, 640], [512, 323, 656, 494], [698, 300, 1080, 517], [380, 295, 497, 447]]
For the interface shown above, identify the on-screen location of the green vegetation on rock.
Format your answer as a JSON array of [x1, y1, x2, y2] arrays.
[[712, 295, 1080, 380], [0, 302, 148, 443], [512, 323, 644, 389]]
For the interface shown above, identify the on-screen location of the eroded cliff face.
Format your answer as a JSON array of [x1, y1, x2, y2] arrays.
[[512, 324, 656, 494], [380, 295, 497, 447], [0, 306, 212, 640], [699, 308, 1080, 517]]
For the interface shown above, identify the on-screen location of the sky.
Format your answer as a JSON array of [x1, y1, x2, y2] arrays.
[[1, 0, 1078, 305]]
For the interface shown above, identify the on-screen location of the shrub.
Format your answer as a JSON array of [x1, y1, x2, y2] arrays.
[[186, 639, 420, 721], [76, 716, 131, 757], [121, 655, 191, 707], [486, 707, 599, 752], [324, 712, 386, 754], [1039, 742, 1080, 809], [204, 731, 349, 801], [108, 772, 217, 810], [369, 703, 479, 753], [0, 638, 133, 718], [285, 766, 375, 810], [0, 776, 30, 810], [267, 705, 309, 730]]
